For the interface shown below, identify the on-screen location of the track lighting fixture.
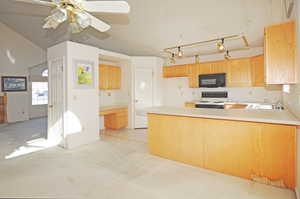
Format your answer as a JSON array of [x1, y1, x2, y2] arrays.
[[224, 50, 231, 60], [170, 53, 176, 64], [195, 55, 200, 63], [217, 38, 226, 52], [177, 47, 183, 57]]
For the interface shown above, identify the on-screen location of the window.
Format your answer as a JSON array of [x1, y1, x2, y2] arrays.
[[42, 69, 48, 77], [32, 82, 48, 105]]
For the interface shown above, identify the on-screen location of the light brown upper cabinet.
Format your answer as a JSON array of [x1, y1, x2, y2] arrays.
[[264, 21, 296, 84], [227, 58, 252, 87], [188, 63, 212, 88], [188, 64, 198, 88], [165, 57, 264, 88], [99, 64, 121, 90], [251, 55, 265, 87], [163, 64, 188, 78]]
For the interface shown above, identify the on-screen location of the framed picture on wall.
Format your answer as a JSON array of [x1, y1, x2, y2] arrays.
[[73, 59, 95, 89], [1, 76, 27, 92]]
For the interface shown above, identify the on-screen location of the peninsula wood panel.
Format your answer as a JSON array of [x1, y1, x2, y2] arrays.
[[264, 21, 296, 84], [163, 65, 188, 78], [99, 64, 121, 90], [251, 55, 265, 87], [148, 113, 296, 189]]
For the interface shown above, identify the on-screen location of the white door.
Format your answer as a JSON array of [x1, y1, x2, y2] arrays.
[[48, 58, 64, 145], [135, 67, 153, 128]]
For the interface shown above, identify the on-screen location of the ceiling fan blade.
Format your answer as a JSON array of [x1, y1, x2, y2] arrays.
[[15, 0, 56, 7], [82, 1, 130, 14], [87, 13, 111, 32]]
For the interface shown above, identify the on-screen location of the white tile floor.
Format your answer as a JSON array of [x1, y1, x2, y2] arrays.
[[0, 121, 296, 199]]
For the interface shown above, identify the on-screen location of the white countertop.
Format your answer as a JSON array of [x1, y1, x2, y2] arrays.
[[100, 104, 128, 111], [146, 106, 300, 126]]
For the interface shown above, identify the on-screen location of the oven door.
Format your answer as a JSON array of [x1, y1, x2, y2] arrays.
[[199, 73, 226, 88]]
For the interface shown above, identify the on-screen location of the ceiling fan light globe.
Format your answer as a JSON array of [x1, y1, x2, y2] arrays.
[[43, 19, 60, 29], [74, 10, 91, 29], [50, 7, 68, 23], [70, 22, 83, 33]]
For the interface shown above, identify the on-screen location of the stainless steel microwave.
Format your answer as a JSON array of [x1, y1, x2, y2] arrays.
[[199, 73, 226, 88]]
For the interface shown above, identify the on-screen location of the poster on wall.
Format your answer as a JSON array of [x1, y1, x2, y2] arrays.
[[1, 76, 27, 92], [73, 59, 95, 89]]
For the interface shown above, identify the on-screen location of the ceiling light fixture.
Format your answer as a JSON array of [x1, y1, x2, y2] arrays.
[[195, 55, 200, 63], [224, 50, 231, 60], [170, 53, 176, 64], [217, 38, 226, 52], [177, 47, 183, 57]]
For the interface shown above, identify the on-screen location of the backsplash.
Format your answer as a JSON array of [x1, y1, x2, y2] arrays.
[[163, 77, 283, 106]]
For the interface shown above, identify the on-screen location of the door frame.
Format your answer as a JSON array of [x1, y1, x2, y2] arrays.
[[47, 57, 67, 147]]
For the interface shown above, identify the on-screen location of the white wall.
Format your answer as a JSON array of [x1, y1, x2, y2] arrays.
[[0, 22, 46, 123], [47, 41, 100, 149]]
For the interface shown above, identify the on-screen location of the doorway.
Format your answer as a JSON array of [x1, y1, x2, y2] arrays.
[[134, 66, 154, 129]]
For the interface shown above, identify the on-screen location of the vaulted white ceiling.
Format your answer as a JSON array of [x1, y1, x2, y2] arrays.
[[0, 0, 285, 56]]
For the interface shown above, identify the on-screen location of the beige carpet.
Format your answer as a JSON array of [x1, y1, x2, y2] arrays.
[[100, 128, 148, 143], [0, 129, 296, 199]]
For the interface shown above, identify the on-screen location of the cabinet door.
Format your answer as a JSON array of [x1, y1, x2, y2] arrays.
[[265, 21, 296, 84], [227, 58, 252, 87], [251, 55, 265, 87], [188, 64, 198, 88], [115, 66, 121, 89], [198, 63, 211, 75], [163, 65, 188, 78], [210, 61, 227, 74], [99, 65, 108, 89], [211, 61, 229, 83]]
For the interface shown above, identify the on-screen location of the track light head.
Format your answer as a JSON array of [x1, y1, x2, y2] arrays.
[[170, 53, 176, 64], [224, 50, 231, 60], [217, 38, 226, 52], [177, 47, 183, 57]]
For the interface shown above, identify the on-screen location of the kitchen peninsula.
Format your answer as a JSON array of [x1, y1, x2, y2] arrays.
[[147, 107, 300, 189]]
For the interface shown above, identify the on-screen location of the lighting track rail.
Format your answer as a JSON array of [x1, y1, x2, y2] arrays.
[[163, 34, 250, 62]]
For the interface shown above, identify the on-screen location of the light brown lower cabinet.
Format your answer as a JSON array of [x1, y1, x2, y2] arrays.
[[148, 113, 296, 189], [0, 95, 7, 124], [100, 108, 128, 130]]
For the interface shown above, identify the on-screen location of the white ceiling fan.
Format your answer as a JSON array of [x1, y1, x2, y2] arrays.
[[14, 0, 130, 33]]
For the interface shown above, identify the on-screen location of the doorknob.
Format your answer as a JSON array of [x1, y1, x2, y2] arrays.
[[49, 105, 54, 108], [135, 99, 139, 103]]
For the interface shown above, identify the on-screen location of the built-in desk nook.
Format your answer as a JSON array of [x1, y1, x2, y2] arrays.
[[99, 105, 128, 130]]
